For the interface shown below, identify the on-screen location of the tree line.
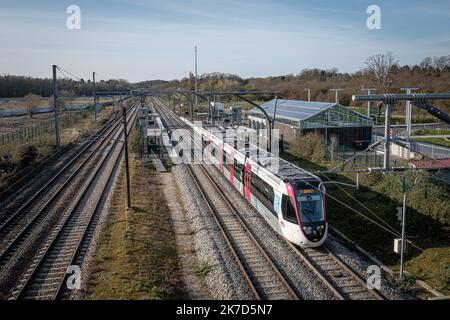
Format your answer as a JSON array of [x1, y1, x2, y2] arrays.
[[0, 76, 131, 98], [136, 53, 450, 113], [2, 53, 450, 113]]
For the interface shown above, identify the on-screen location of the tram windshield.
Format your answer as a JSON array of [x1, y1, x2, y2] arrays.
[[295, 188, 324, 223]]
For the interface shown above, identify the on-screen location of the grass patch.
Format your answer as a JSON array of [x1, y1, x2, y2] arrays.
[[415, 129, 450, 136], [414, 138, 450, 148], [86, 150, 184, 300], [195, 262, 212, 277]]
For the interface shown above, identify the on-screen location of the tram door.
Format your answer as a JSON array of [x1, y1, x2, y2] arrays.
[[229, 152, 234, 184], [218, 144, 223, 173], [203, 137, 209, 161], [244, 163, 251, 201]]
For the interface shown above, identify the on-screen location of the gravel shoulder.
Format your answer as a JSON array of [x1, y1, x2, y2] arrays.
[[172, 165, 255, 299], [161, 169, 211, 299]]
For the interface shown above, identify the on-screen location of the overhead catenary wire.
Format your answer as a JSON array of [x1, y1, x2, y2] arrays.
[[320, 172, 403, 236], [231, 132, 425, 252], [56, 65, 83, 82], [298, 177, 424, 252]]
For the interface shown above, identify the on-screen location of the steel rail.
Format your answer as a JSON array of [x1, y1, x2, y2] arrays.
[[0, 107, 131, 230], [193, 164, 300, 300], [0, 105, 137, 267], [154, 97, 299, 300], [9, 105, 138, 299], [0, 102, 137, 271], [0, 104, 129, 203], [155, 96, 388, 301], [287, 241, 385, 300]]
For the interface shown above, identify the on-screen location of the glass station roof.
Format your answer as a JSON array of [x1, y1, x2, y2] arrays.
[[250, 99, 372, 129], [253, 99, 334, 121]]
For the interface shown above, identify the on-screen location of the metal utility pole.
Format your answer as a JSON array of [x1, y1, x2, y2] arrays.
[[207, 94, 211, 125], [304, 88, 311, 102], [330, 89, 343, 104], [383, 103, 392, 172], [194, 46, 198, 109], [353, 93, 450, 124], [401, 88, 419, 141], [52, 65, 61, 147], [361, 88, 377, 117], [93, 72, 97, 122], [122, 107, 131, 209], [271, 96, 278, 129], [191, 93, 194, 121], [400, 176, 407, 280], [236, 94, 273, 152]]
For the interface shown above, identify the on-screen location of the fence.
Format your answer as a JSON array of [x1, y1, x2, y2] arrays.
[[330, 143, 409, 169], [373, 123, 450, 138], [0, 109, 92, 146], [373, 134, 450, 159]]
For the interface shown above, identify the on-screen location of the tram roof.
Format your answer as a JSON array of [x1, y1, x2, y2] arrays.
[[204, 126, 319, 182]]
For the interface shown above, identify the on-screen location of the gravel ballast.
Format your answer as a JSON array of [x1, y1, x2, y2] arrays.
[[204, 163, 414, 300], [205, 165, 335, 300], [172, 165, 254, 299]]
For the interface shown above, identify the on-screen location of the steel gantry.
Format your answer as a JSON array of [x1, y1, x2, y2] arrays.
[[352, 92, 450, 172], [186, 90, 280, 152]]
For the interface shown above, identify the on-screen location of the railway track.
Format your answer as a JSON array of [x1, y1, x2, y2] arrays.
[[0, 109, 130, 222], [288, 243, 385, 300], [153, 97, 299, 300], [0, 100, 139, 300], [0, 107, 135, 268], [154, 97, 387, 301], [0, 110, 125, 210], [188, 164, 299, 300]]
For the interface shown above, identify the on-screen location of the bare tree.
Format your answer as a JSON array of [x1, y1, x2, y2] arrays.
[[23, 93, 41, 118], [365, 52, 399, 92]]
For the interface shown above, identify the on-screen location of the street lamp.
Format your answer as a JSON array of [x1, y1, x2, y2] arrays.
[[304, 89, 311, 102]]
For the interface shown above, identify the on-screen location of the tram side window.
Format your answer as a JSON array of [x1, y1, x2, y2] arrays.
[[211, 147, 216, 158], [281, 195, 298, 224], [265, 186, 275, 206], [223, 150, 227, 165], [234, 160, 243, 182], [251, 175, 277, 217]]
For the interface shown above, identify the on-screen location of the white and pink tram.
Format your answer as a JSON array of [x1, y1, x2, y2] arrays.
[[190, 122, 327, 247]]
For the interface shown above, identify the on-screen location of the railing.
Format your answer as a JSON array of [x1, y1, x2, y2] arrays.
[[372, 134, 450, 159]]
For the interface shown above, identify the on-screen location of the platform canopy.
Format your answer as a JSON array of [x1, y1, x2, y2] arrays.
[[250, 99, 373, 129]]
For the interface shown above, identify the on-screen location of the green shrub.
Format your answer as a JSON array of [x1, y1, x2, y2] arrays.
[[19, 145, 38, 168], [289, 133, 325, 164], [130, 128, 144, 156], [438, 261, 450, 291]]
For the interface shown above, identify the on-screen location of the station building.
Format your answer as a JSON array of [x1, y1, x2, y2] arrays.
[[248, 99, 373, 149]]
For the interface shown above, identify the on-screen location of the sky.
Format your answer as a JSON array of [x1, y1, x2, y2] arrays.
[[0, 0, 449, 82]]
